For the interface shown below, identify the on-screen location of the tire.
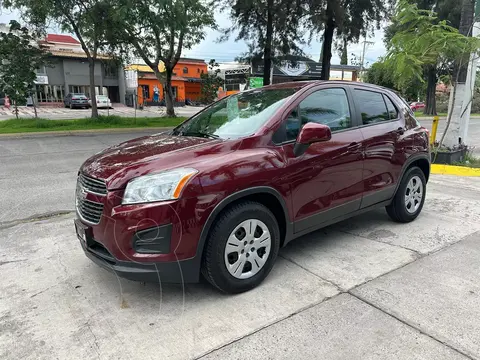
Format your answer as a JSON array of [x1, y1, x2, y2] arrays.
[[201, 201, 280, 294], [386, 166, 426, 223]]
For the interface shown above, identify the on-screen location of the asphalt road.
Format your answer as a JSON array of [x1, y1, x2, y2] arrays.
[[2, 130, 480, 359], [0, 119, 479, 223]]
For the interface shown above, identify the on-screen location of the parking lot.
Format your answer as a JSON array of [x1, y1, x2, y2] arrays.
[[1, 131, 480, 359]]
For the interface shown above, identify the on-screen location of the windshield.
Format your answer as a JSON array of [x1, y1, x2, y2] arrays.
[[173, 88, 297, 139]]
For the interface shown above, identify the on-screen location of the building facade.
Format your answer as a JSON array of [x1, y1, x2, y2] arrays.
[[251, 56, 360, 84], [126, 58, 208, 106], [34, 34, 126, 105]]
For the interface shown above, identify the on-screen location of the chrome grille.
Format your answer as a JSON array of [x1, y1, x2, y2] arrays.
[[78, 173, 107, 195], [76, 173, 106, 225]]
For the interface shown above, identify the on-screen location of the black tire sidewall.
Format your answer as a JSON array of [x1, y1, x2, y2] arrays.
[[206, 203, 280, 293], [394, 167, 427, 221]]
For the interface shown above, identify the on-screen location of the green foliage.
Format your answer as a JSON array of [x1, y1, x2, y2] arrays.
[[0, 116, 186, 134], [3, 0, 121, 118], [306, 0, 393, 79], [385, 0, 480, 89], [0, 21, 49, 118], [199, 60, 224, 104], [365, 59, 426, 101], [220, 0, 306, 85], [112, 0, 215, 116]]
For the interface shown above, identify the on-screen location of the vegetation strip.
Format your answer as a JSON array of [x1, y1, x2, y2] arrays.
[[0, 116, 186, 134]]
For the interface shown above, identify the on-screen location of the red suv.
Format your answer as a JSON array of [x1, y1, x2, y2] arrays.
[[75, 81, 430, 293]]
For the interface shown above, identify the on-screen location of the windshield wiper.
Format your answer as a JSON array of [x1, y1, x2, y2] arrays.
[[180, 131, 220, 139]]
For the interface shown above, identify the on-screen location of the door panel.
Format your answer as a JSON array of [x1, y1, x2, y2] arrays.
[[354, 89, 415, 207], [275, 86, 364, 234], [286, 129, 364, 233]]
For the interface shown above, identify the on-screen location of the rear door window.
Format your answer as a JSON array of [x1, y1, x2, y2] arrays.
[[383, 95, 398, 120], [354, 89, 390, 125]]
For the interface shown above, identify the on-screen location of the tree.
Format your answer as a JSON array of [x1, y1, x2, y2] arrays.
[[111, 0, 215, 117], [0, 20, 49, 119], [199, 59, 224, 104], [306, 0, 392, 80], [384, 0, 462, 115], [385, 0, 480, 150], [4, 0, 118, 118], [365, 59, 425, 101], [221, 0, 306, 85]]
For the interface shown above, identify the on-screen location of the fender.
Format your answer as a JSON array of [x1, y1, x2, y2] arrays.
[[394, 152, 431, 195], [193, 186, 292, 263]]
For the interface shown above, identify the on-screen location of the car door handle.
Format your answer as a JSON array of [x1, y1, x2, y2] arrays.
[[347, 142, 361, 152]]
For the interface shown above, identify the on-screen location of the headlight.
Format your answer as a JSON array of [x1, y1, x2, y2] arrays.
[[122, 168, 198, 204]]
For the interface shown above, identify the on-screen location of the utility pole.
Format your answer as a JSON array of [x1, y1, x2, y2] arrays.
[[444, 0, 476, 148], [359, 38, 374, 81], [459, 0, 480, 145]]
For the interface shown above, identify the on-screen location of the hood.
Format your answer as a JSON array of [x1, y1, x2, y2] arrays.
[[81, 134, 232, 189]]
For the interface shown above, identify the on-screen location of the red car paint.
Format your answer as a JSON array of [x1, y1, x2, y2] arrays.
[[76, 81, 430, 283]]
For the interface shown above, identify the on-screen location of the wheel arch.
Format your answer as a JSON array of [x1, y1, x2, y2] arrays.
[[395, 153, 430, 195], [196, 187, 292, 263]]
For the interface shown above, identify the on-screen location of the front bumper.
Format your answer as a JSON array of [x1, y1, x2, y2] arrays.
[[76, 218, 201, 283]]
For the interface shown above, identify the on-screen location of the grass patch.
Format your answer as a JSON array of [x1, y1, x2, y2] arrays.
[[454, 153, 480, 168], [0, 115, 186, 134]]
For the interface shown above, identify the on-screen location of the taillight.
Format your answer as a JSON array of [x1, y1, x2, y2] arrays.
[[72, 97, 78, 100]]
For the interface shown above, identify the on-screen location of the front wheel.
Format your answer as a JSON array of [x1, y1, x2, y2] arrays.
[[386, 166, 426, 223], [202, 201, 280, 294]]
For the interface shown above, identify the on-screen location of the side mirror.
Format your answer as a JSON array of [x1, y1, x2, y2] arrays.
[[293, 122, 331, 157]]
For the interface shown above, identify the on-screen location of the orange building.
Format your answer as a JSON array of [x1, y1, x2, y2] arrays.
[[126, 58, 207, 106]]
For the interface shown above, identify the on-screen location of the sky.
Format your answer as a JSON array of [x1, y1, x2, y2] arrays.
[[0, 7, 387, 66]]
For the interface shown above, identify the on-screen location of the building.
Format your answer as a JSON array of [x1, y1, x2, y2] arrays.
[[33, 34, 126, 105], [251, 56, 360, 84], [126, 58, 208, 106], [215, 63, 250, 96]]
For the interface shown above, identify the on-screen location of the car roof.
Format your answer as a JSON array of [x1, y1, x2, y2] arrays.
[[260, 80, 396, 94]]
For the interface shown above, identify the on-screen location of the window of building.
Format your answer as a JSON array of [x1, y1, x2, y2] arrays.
[[354, 89, 390, 125], [183, 67, 188, 74], [104, 63, 117, 78], [283, 88, 351, 142], [197, 68, 200, 74], [35, 85, 65, 103], [383, 95, 398, 120]]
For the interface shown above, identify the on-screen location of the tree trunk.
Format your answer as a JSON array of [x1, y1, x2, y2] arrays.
[[33, 95, 38, 118], [89, 58, 98, 118], [424, 66, 437, 115], [263, 0, 274, 86], [340, 37, 348, 65], [320, 7, 335, 80], [164, 69, 175, 117]]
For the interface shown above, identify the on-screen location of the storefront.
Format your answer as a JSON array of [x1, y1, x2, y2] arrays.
[[126, 58, 208, 106]]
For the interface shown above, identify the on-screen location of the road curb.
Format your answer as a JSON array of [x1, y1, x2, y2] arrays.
[[0, 127, 174, 138], [431, 164, 480, 177]]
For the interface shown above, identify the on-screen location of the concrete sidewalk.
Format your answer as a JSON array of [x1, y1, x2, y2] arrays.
[[1, 174, 480, 359]]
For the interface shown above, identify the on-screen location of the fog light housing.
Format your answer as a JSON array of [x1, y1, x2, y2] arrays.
[[133, 224, 172, 254]]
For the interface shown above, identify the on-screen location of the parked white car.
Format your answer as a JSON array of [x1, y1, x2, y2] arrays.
[[88, 95, 112, 109]]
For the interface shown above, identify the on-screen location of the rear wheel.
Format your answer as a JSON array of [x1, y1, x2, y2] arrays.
[[202, 201, 280, 293], [386, 166, 426, 223]]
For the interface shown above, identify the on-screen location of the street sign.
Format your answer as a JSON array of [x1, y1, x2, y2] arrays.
[[249, 77, 263, 88]]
